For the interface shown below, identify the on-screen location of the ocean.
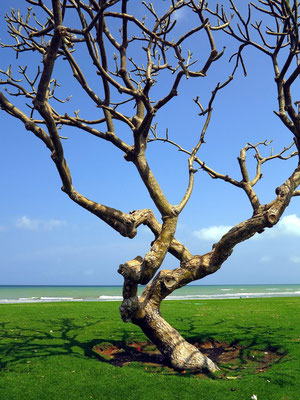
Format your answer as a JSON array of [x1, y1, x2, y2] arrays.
[[1, 284, 300, 304]]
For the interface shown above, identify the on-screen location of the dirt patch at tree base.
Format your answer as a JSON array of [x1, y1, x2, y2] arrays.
[[92, 339, 285, 377]]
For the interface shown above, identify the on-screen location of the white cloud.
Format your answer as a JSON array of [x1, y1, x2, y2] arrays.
[[16, 216, 39, 230], [195, 214, 300, 243], [0, 225, 7, 231], [193, 225, 232, 241], [44, 219, 66, 230], [258, 214, 300, 239], [15, 216, 66, 231], [277, 214, 300, 236], [290, 256, 300, 264], [171, 5, 188, 22]]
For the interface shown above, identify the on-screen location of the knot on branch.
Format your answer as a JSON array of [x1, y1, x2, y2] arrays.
[[55, 25, 74, 48], [32, 98, 44, 109], [56, 25, 68, 37], [171, 206, 180, 216], [118, 256, 143, 283], [124, 150, 135, 162], [122, 220, 137, 239], [275, 183, 290, 198], [119, 297, 140, 323], [51, 150, 59, 163], [266, 208, 279, 227], [152, 269, 179, 294], [162, 275, 178, 291], [25, 120, 35, 131]]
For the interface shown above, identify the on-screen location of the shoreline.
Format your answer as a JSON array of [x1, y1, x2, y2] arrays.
[[1, 283, 300, 304], [1, 293, 300, 304]]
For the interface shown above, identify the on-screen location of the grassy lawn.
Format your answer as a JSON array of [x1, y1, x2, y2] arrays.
[[0, 298, 300, 400]]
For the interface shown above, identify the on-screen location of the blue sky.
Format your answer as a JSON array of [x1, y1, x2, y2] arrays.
[[0, 1, 300, 285]]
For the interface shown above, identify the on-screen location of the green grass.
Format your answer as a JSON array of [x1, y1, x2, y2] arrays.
[[1, 298, 300, 400]]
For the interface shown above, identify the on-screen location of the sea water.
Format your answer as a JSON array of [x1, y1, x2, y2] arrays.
[[0, 284, 300, 304]]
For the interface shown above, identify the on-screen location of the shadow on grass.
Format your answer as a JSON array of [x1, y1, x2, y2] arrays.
[[171, 314, 290, 352], [0, 317, 105, 369], [0, 317, 162, 369], [0, 315, 291, 384]]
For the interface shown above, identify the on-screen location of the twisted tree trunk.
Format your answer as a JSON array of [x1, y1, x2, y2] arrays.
[[118, 257, 220, 372], [118, 280, 219, 372], [117, 168, 300, 372], [132, 302, 219, 372]]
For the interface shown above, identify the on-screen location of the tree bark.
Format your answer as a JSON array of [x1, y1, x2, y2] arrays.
[[131, 302, 219, 373], [118, 292, 219, 373]]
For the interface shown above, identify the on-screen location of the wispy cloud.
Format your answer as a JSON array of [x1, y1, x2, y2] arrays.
[[172, 7, 187, 21], [259, 255, 272, 263], [170, 3, 189, 23], [0, 225, 7, 232], [290, 255, 300, 264], [15, 216, 66, 231], [193, 224, 232, 241]]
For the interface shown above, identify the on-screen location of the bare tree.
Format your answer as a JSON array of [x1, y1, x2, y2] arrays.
[[1, 0, 299, 373]]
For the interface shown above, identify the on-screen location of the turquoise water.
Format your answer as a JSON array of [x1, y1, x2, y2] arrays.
[[1, 284, 300, 303]]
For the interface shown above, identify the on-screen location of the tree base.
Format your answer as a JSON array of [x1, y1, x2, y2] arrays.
[[168, 340, 219, 373], [132, 305, 219, 373]]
